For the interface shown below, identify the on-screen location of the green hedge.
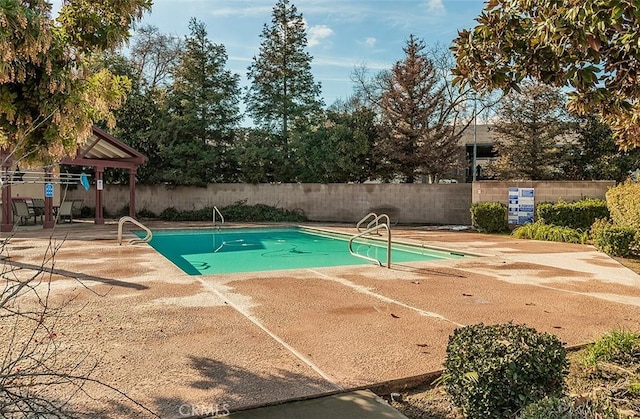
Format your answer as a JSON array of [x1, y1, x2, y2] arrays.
[[158, 201, 307, 222], [606, 181, 640, 230], [470, 202, 508, 233], [443, 323, 568, 418], [536, 198, 609, 230], [591, 218, 637, 257]]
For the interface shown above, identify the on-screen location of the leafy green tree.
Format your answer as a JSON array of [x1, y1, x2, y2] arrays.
[[452, 0, 640, 150], [0, 0, 151, 164], [245, 0, 324, 181], [377, 35, 464, 183], [161, 18, 242, 185], [487, 81, 574, 180], [297, 103, 382, 183], [563, 115, 640, 182]]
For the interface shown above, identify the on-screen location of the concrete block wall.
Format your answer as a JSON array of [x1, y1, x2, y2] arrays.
[[66, 181, 615, 225], [67, 183, 474, 225], [472, 180, 615, 205]]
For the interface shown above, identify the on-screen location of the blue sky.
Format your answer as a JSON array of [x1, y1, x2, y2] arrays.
[[53, 0, 486, 107]]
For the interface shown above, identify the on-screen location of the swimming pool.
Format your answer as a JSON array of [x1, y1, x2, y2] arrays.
[[141, 227, 468, 275]]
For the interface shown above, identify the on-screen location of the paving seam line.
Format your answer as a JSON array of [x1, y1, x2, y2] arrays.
[[195, 278, 344, 391], [307, 269, 465, 327]]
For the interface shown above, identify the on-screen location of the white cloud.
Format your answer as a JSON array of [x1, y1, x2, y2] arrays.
[[308, 25, 335, 47], [426, 0, 446, 15], [364, 37, 376, 47]]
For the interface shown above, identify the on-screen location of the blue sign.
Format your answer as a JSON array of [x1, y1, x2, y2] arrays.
[[44, 183, 54, 198]]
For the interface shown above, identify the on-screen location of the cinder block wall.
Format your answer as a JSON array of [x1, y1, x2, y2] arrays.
[[67, 183, 474, 225], [472, 180, 615, 205], [66, 181, 615, 225]]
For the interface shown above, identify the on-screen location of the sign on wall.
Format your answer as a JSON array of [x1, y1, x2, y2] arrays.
[[508, 187, 535, 225]]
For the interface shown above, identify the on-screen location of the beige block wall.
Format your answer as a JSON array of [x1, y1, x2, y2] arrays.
[[66, 181, 616, 226], [67, 183, 474, 225], [472, 180, 615, 205]]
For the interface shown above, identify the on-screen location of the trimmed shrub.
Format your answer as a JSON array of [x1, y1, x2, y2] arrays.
[[158, 202, 307, 222], [512, 221, 588, 244], [606, 181, 640, 230], [221, 200, 307, 222], [591, 218, 637, 257], [159, 207, 180, 221], [536, 198, 609, 230], [443, 322, 568, 419], [518, 396, 620, 419], [136, 208, 157, 219], [470, 202, 508, 233]]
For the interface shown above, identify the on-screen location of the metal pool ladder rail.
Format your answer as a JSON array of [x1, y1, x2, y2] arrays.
[[213, 206, 225, 227], [356, 212, 390, 234], [349, 218, 391, 268], [117, 216, 152, 245]]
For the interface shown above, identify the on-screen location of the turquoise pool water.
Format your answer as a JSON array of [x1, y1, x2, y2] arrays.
[[141, 227, 468, 275]]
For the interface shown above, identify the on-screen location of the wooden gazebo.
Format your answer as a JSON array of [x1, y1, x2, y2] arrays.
[[0, 126, 147, 231]]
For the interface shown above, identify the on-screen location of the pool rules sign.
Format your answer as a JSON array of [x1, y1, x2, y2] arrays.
[[508, 187, 535, 225]]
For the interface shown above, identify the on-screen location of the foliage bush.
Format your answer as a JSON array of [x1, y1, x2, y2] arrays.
[[581, 329, 640, 368], [590, 218, 638, 257], [220, 200, 307, 222], [536, 198, 609, 230], [606, 181, 640, 231], [443, 322, 568, 419], [511, 221, 588, 244], [136, 208, 157, 219], [518, 396, 620, 419], [470, 202, 508, 233], [157, 201, 307, 222]]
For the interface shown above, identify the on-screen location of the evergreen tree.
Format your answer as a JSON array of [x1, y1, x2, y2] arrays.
[[162, 18, 241, 185], [297, 101, 382, 183], [379, 35, 461, 183], [245, 0, 323, 181], [488, 81, 574, 180], [563, 115, 640, 182]]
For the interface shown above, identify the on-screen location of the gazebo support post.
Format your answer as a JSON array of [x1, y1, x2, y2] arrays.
[[1, 164, 12, 232], [129, 168, 136, 218], [94, 166, 104, 225], [42, 167, 55, 229]]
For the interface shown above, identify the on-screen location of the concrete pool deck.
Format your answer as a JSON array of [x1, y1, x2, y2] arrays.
[[4, 221, 640, 417]]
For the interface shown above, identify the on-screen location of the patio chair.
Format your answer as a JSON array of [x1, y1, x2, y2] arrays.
[[12, 200, 35, 225], [71, 199, 83, 217], [58, 201, 73, 223], [31, 198, 45, 223]]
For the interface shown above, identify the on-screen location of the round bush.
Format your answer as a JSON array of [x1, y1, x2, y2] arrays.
[[443, 323, 568, 418], [470, 202, 508, 233]]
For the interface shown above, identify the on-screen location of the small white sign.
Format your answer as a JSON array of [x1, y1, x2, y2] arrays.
[[97, 179, 103, 190]]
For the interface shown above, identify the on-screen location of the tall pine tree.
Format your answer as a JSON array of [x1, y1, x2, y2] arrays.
[[162, 19, 241, 184], [488, 81, 573, 180], [245, 0, 323, 182], [379, 35, 462, 183]]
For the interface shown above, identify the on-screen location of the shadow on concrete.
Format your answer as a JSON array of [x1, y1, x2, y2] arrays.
[[1, 259, 149, 290], [150, 356, 338, 418]]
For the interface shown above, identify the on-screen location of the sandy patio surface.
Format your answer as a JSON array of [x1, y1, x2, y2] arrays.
[[3, 221, 640, 418]]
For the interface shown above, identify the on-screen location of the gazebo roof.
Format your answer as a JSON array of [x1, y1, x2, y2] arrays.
[[60, 126, 147, 169]]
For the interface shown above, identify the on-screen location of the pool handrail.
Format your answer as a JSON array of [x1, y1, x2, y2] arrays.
[[348, 223, 391, 268], [213, 206, 225, 227], [356, 212, 378, 232], [117, 216, 152, 245]]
